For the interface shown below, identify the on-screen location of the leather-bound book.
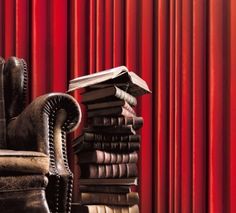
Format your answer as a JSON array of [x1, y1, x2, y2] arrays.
[[88, 116, 143, 130], [82, 133, 141, 142], [84, 125, 136, 135], [79, 185, 131, 194], [81, 86, 137, 106], [87, 106, 135, 118], [78, 150, 138, 164], [79, 178, 138, 186], [71, 204, 139, 213], [73, 141, 140, 153], [80, 192, 139, 206], [80, 163, 138, 178], [87, 100, 135, 114]]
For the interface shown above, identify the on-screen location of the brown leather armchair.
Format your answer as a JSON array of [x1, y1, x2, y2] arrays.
[[0, 57, 81, 213]]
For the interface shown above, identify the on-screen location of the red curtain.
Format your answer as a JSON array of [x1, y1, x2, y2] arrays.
[[0, 0, 236, 212]]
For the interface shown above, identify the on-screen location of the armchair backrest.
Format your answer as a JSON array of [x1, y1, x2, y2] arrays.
[[0, 57, 28, 149], [3, 57, 28, 122], [0, 58, 6, 149]]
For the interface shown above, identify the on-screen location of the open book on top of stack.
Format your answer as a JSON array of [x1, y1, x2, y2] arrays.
[[68, 65, 151, 96], [69, 66, 151, 213]]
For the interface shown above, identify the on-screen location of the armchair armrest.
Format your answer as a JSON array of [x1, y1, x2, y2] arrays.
[[6, 93, 81, 213], [6, 93, 81, 154]]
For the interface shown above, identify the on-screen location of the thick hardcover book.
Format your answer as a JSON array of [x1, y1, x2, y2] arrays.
[[80, 163, 138, 178], [87, 100, 135, 114], [79, 178, 138, 186], [81, 86, 137, 106], [88, 116, 143, 130], [78, 150, 138, 164], [68, 65, 151, 97], [80, 192, 139, 206], [79, 133, 141, 142], [84, 125, 136, 135], [79, 185, 131, 194], [71, 204, 139, 213], [87, 83, 132, 92], [73, 141, 140, 153], [87, 106, 136, 118]]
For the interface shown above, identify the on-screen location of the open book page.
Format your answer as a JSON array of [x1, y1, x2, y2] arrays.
[[68, 66, 151, 96], [68, 66, 128, 92]]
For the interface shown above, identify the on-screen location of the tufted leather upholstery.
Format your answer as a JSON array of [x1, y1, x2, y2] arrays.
[[0, 57, 81, 213]]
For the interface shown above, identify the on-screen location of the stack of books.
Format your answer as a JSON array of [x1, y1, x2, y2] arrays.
[[69, 66, 151, 213]]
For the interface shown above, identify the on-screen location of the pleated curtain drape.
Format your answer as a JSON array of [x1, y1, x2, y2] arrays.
[[0, 0, 235, 212]]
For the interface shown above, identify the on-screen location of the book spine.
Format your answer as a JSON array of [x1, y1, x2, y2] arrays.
[[104, 206, 113, 213], [79, 151, 138, 164], [86, 205, 99, 213], [90, 117, 143, 129], [123, 101, 136, 114], [121, 107, 135, 118], [88, 107, 135, 118], [80, 163, 138, 178], [80, 192, 139, 206], [129, 205, 139, 213], [115, 87, 137, 106], [74, 141, 140, 153], [82, 205, 139, 213], [79, 185, 131, 194], [120, 116, 141, 126], [73, 142, 140, 153], [84, 125, 136, 135], [79, 177, 138, 186], [84, 132, 141, 142]]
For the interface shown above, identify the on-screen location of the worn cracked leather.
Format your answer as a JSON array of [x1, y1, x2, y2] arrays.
[[4, 57, 28, 121], [0, 189, 50, 213], [0, 57, 6, 148], [0, 175, 48, 191]]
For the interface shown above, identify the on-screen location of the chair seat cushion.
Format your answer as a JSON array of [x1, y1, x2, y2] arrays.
[[0, 175, 50, 213], [0, 150, 49, 174]]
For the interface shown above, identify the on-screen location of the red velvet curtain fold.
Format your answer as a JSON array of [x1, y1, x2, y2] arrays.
[[0, 0, 235, 212]]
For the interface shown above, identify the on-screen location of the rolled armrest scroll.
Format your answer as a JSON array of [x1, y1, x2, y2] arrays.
[[7, 93, 81, 154]]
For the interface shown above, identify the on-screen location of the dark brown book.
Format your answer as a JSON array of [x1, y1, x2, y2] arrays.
[[84, 125, 136, 135], [79, 133, 141, 142], [78, 150, 138, 164], [87, 100, 135, 114], [80, 163, 138, 178], [80, 192, 139, 206], [73, 141, 140, 153], [87, 82, 130, 91], [89, 116, 143, 130], [71, 204, 139, 213], [87, 106, 135, 118], [79, 178, 138, 186], [79, 185, 131, 194], [81, 86, 137, 106]]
